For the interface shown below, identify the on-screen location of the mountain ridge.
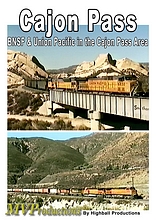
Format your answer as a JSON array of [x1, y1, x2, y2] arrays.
[[8, 132, 148, 193], [7, 50, 149, 87]]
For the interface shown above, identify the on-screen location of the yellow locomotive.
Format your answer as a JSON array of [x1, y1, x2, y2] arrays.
[[48, 75, 143, 96]]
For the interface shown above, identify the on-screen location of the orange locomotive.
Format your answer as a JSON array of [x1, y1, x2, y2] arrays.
[[83, 187, 138, 199]]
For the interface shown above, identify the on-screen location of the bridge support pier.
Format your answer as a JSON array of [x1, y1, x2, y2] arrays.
[[49, 101, 54, 115], [88, 110, 101, 130], [69, 110, 75, 119], [124, 126, 130, 131]]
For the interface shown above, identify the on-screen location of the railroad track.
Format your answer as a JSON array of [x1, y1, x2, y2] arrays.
[[7, 192, 149, 204]]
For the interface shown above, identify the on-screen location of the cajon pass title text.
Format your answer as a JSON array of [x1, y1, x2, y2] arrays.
[[19, 8, 137, 37]]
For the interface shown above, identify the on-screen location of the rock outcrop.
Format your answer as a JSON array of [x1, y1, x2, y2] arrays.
[[7, 50, 148, 86], [7, 71, 24, 86], [73, 54, 148, 78], [116, 58, 148, 76], [7, 50, 48, 86], [73, 53, 119, 78]]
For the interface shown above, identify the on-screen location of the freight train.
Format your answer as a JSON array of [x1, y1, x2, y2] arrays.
[[8, 186, 139, 199], [48, 75, 145, 96], [24, 75, 147, 97]]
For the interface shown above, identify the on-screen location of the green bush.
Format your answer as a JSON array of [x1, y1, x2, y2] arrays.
[[35, 197, 43, 208]]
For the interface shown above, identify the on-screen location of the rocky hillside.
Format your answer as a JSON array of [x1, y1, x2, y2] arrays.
[[73, 54, 148, 78], [116, 58, 148, 76], [7, 50, 48, 86], [7, 50, 149, 87], [65, 132, 124, 160], [40, 132, 148, 194], [47, 65, 77, 78], [8, 132, 148, 198], [90, 132, 148, 169]]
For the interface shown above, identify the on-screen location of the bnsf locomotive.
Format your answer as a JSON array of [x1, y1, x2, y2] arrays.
[[8, 186, 139, 199]]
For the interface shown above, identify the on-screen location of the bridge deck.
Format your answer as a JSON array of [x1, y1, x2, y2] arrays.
[[50, 90, 149, 121]]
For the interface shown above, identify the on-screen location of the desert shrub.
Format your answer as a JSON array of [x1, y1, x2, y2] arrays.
[[8, 118, 19, 130], [8, 118, 52, 130], [8, 118, 32, 130], [138, 75, 149, 93], [7, 91, 43, 114], [74, 124, 90, 130], [8, 174, 18, 184], [35, 197, 43, 208], [106, 164, 113, 170], [33, 119, 51, 130], [29, 95, 43, 111], [143, 204, 149, 210], [96, 196, 104, 204], [26, 111, 39, 116], [14, 92, 31, 113], [115, 200, 131, 205], [50, 119, 73, 130], [79, 205, 91, 210]]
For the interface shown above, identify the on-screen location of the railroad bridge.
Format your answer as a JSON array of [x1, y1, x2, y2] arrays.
[[49, 90, 149, 130]]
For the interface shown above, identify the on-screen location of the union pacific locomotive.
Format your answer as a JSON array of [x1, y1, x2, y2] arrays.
[[48, 75, 145, 96], [8, 186, 139, 199]]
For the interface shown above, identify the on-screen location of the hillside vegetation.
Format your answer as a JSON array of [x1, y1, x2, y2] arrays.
[[7, 90, 43, 115], [8, 141, 32, 184], [8, 132, 149, 197], [7, 137, 85, 184], [41, 132, 148, 189], [65, 132, 124, 160]]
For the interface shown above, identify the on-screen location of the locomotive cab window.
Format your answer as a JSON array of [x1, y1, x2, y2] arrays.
[[71, 82, 75, 85], [125, 76, 136, 80], [118, 76, 124, 81]]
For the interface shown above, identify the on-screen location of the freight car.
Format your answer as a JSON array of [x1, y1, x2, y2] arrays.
[[8, 186, 139, 199], [48, 75, 144, 96], [24, 78, 49, 91]]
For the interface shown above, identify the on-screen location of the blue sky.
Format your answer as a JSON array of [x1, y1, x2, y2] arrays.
[[7, 131, 92, 140], [7, 25, 149, 69]]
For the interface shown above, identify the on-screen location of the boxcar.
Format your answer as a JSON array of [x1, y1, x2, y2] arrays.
[[49, 188, 58, 194], [42, 188, 49, 194], [23, 188, 31, 193], [34, 188, 39, 193], [58, 189, 70, 195]]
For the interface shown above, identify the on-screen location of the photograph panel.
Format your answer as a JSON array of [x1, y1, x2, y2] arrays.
[[7, 131, 149, 214], [7, 25, 149, 131]]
